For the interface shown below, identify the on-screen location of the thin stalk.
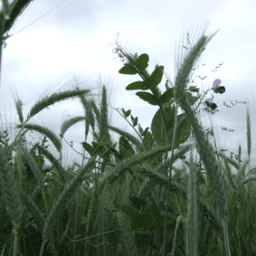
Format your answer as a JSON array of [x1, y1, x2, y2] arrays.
[[162, 104, 179, 256]]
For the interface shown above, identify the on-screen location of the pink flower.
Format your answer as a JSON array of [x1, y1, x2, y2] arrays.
[[213, 79, 221, 88], [203, 94, 214, 106], [202, 78, 225, 107], [43, 163, 49, 169]]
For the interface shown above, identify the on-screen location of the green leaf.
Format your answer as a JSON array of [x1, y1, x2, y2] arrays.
[[138, 124, 143, 135], [119, 136, 135, 159], [119, 64, 138, 75], [185, 91, 200, 105], [142, 130, 155, 149], [91, 142, 110, 162], [151, 86, 162, 98], [81, 142, 95, 157], [151, 105, 191, 147], [131, 116, 138, 127], [132, 53, 138, 60], [188, 85, 200, 93], [121, 108, 131, 118], [159, 88, 174, 104], [141, 127, 150, 137], [126, 81, 149, 90], [135, 53, 149, 71], [135, 92, 158, 105], [149, 65, 164, 88], [108, 145, 122, 161], [175, 113, 192, 145]]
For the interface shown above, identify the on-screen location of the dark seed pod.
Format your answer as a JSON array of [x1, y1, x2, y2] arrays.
[[213, 86, 225, 94], [204, 101, 217, 110], [209, 103, 217, 110]]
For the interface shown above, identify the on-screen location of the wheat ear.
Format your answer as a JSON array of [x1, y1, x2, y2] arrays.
[[174, 28, 231, 255], [175, 34, 227, 217]]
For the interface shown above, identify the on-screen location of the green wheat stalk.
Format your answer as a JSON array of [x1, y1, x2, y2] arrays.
[[41, 155, 96, 255], [0, 144, 23, 256], [173, 23, 231, 255]]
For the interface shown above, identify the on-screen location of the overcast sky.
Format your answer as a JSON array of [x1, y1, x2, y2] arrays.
[[0, 0, 255, 187]]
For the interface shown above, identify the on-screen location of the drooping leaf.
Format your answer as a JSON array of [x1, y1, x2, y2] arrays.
[[126, 81, 149, 90], [119, 64, 138, 75], [135, 92, 158, 105], [149, 65, 164, 88]]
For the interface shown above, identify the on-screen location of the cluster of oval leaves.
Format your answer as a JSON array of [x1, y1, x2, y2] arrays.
[[78, 52, 212, 240], [82, 51, 225, 171], [82, 53, 194, 162]]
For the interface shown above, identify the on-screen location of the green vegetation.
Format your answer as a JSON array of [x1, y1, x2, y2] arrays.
[[0, 2, 255, 256]]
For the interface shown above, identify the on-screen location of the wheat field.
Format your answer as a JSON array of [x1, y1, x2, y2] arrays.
[[0, 2, 255, 256]]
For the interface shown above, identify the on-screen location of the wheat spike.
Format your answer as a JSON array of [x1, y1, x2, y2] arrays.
[[174, 23, 231, 255]]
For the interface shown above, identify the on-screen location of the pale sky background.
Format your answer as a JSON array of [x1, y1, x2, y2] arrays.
[[0, 0, 255, 188]]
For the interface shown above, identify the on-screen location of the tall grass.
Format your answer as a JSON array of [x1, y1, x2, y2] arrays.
[[0, 2, 256, 256], [172, 22, 232, 254]]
